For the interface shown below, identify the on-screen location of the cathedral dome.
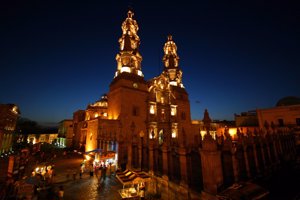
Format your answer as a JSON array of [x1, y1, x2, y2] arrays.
[[276, 96, 300, 107]]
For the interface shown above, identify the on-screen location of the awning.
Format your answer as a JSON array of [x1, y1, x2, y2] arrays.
[[85, 149, 102, 154], [116, 170, 150, 186]]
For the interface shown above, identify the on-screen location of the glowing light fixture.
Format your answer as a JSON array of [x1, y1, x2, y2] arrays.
[[229, 128, 237, 140], [200, 130, 206, 139], [12, 106, 18, 114]]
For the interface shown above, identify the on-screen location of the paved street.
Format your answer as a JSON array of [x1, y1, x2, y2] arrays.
[[38, 152, 123, 200], [62, 174, 122, 200]]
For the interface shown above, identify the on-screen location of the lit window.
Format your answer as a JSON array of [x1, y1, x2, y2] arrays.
[[103, 113, 108, 117], [170, 81, 177, 86], [161, 97, 164, 104], [121, 66, 131, 73], [159, 129, 164, 145], [171, 129, 177, 138], [137, 70, 143, 76], [171, 105, 177, 116], [149, 129, 155, 139], [94, 113, 99, 118], [149, 105, 155, 114], [100, 102, 108, 107], [161, 109, 165, 120]]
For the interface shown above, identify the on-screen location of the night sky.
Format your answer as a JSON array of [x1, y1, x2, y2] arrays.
[[1, 0, 299, 125]]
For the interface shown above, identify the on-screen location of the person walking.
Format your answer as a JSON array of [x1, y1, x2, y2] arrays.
[[79, 164, 84, 179], [102, 165, 107, 180], [140, 188, 145, 200], [58, 185, 64, 200], [72, 169, 77, 180], [89, 164, 94, 177]]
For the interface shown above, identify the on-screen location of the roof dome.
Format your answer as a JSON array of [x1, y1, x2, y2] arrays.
[[276, 96, 300, 107]]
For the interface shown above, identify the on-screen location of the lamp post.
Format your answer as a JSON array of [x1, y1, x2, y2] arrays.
[[139, 131, 144, 171]]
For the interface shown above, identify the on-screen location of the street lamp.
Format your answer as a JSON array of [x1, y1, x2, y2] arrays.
[[139, 131, 144, 171]]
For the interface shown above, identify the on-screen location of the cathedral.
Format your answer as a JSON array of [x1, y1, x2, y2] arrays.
[[73, 9, 195, 175]]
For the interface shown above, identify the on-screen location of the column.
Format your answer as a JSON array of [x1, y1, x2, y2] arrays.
[[243, 145, 251, 178], [200, 134, 223, 195], [253, 143, 260, 174], [127, 142, 132, 169], [231, 143, 239, 183], [259, 139, 267, 170], [148, 139, 154, 172], [272, 138, 279, 164], [178, 146, 188, 186], [139, 141, 142, 170], [162, 144, 169, 178], [266, 141, 272, 165]]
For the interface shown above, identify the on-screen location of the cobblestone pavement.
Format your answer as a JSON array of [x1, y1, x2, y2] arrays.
[[62, 175, 122, 200]]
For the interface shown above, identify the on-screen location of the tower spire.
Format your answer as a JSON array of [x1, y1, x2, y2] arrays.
[[115, 10, 143, 78], [162, 35, 184, 88]]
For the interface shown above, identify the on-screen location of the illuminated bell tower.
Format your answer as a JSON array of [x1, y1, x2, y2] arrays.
[[162, 35, 184, 88], [108, 10, 148, 169], [147, 35, 191, 149], [115, 10, 143, 78]]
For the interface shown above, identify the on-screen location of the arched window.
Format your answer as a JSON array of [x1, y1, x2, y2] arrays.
[[159, 129, 164, 145]]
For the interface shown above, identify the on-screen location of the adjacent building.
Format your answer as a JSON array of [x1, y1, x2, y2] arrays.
[[257, 96, 300, 129], [0, 104, 20, 154], [27, 133, 58, 145], [57, 119, 74, 148], [234, 110, 258, 127]]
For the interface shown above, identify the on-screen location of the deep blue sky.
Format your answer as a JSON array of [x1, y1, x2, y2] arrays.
[[1, 0, 299, 125]]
